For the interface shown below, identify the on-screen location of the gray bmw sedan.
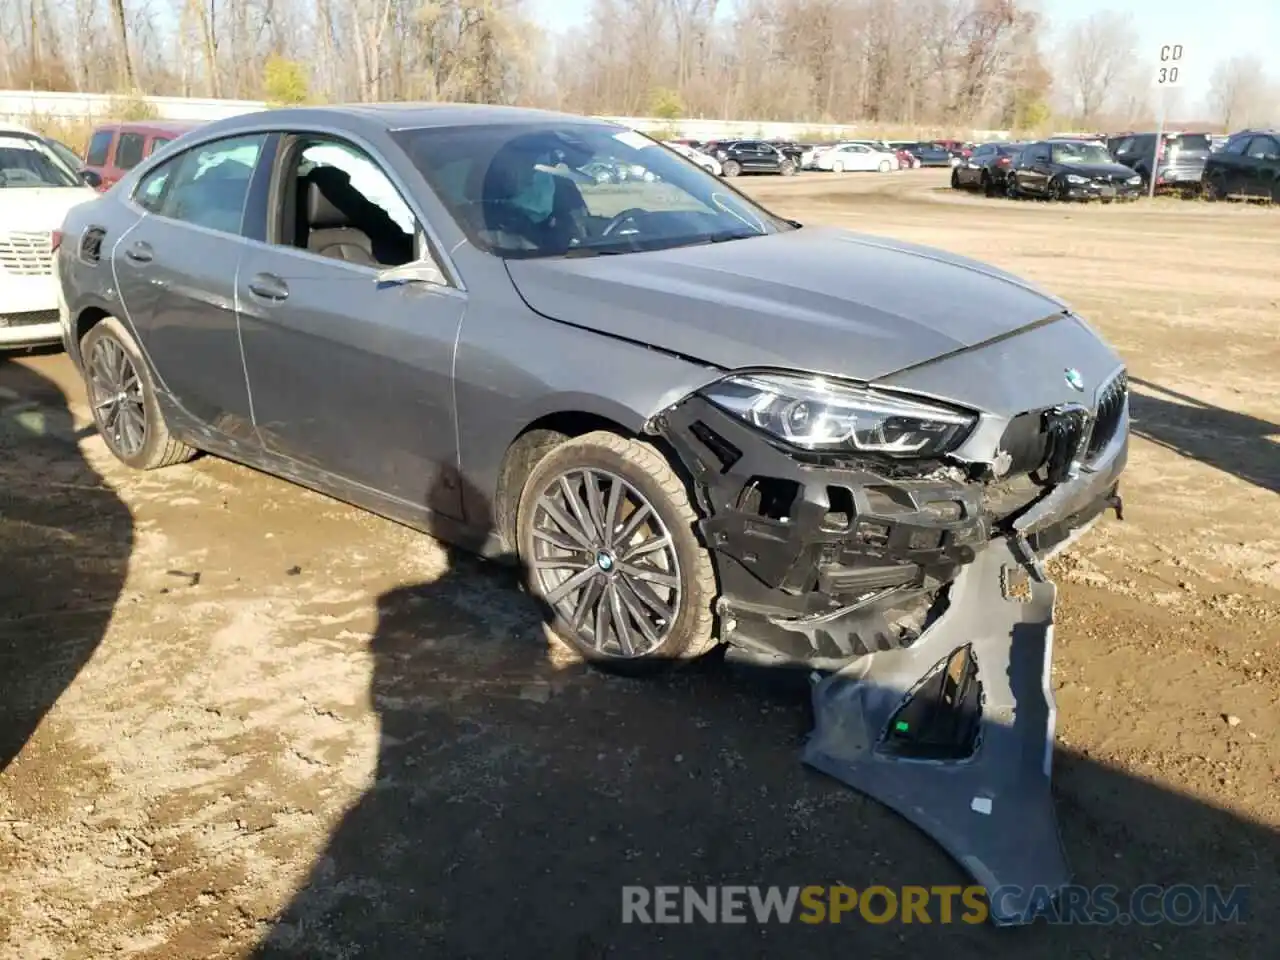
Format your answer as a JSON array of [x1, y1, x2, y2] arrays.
[[56, 103, 1128, 674]]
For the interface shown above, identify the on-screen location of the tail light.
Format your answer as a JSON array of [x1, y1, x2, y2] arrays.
[[50, 229, 63, 252]]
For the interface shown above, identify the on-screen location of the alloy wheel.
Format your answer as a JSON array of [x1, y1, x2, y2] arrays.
[[530, 468, 682, 659], [88, 335, 147, 457]]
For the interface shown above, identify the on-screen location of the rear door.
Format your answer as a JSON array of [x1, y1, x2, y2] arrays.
[[83, 128, 115, 188], [1243, 135, 1280, 199], [1019, 144, 1052, 194], [111, 132, 273, 445], [234, 132, 465, 517]]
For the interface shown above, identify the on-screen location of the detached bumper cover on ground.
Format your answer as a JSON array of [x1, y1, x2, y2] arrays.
[[802, 536, 1069, 926]]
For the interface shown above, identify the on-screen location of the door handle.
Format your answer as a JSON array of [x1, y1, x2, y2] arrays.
[[247, 273, 289, 302], [124, 241, 153, 263]]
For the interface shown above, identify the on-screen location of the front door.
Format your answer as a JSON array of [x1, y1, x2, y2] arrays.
[[112, 132, 272, 444], [235, 134, 464, 519]]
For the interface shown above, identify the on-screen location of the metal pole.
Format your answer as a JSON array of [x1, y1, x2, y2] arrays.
[[1148, 87, 1166, 199]]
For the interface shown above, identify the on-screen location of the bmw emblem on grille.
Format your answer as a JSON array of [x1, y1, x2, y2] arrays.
[[1064, 368, 1085, 392]]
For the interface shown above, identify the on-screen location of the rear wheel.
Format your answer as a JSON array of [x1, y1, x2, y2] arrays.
[[832, 160, 844, 174], [878, 159, 891, 173], [950, 168, 961, 189], [1051, 178, 1070, 202], [722, 159, 741, 177], [982, 172, 995, 197], [81, 316, 195, 470], [780, 160, 796, 176], [516, 431, 718, 674]]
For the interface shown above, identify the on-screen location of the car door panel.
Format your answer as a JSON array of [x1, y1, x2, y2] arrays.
[[236, 246, 465, 518], [112, 134, 273, 444]]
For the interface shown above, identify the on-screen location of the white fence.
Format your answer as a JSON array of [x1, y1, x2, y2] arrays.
[[0, 89, 1010, 141]]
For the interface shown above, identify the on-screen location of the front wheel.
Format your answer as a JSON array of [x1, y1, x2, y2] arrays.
[[878, 159, 891, 173], [516, 431, 719, 673], [832, 161, 844, 174], [1050, 178, 1070, 202], [982, 172, 996, 197], [1005, 176, 1021, 199], [722, 159, 741, 177], [950, 168, 961, 189], [81, 316, 196, 470]]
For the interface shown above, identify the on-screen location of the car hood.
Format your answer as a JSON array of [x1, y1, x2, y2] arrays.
[[1057, 162, 1138, 179], [505, 226, 1068, 381], [0, 187, 95, 233]]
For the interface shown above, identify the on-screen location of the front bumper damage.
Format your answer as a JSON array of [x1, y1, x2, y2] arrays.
[[652, 376, 1129, 926]]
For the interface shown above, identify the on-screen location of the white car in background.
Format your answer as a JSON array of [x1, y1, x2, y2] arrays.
[[1, 122, 95, 349], [663, 141, 722, 176], [815, 142, 900, 173]]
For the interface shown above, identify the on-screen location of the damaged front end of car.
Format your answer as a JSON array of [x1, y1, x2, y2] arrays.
[[648, 361, 1129, 925]]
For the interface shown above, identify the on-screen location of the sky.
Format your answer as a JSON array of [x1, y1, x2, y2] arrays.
[[528, 0, 1280, 118]]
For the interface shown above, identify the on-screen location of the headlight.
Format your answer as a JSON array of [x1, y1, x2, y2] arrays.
[[1066, 174, 1088, 184], [700, 373, 976, 457], [1127, 174, 1141, 184]]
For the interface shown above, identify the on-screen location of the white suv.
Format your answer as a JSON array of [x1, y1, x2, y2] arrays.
[[1, 122, 95, 349]]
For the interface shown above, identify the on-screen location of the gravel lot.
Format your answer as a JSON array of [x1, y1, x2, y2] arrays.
[[2, 169, 1278, 959]]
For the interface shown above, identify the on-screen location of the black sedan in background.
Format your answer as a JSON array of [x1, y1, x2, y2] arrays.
[[951, 142, 1026, 195], [904, 143, 954, 167], [1202, 129, 1280, 202], [704, 139, 797, 177], [1007, 140, 1143, 201]]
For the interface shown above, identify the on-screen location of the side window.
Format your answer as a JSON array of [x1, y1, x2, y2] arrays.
[[286, 137, 418, 268], [1114, 138, 1134, 154], [114, 133, 146, 170], [1225, 136, 1251, 155], [85, 130, 113, 167], [134, 158, 177, 213], [1246, 136, 1279, 160], [148, 137, 173, 158], [158, 134, 267, 235]]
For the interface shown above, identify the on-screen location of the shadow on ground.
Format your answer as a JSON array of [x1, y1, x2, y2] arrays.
[[1129, 377, 1280, 495], [252, 476, 1277, 959], [0, 357, 131, 770]]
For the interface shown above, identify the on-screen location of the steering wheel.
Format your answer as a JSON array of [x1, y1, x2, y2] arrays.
[[601, 207, 649, 238]]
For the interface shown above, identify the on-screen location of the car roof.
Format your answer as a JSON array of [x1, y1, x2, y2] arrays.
[[263, 102, 604, 131], [0, 121, 40, 137], [91, 120, 199, 136]]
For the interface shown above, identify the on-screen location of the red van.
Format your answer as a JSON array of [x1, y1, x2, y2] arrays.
[[81, 121, 197, 191]]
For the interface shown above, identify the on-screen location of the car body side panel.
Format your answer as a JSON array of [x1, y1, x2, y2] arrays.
[[449, 254, 721, 539]]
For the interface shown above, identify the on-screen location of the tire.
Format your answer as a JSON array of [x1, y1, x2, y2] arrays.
[[1202, 176, 1222, 202], [982, 172, 995, 197], [80, 316, 196, 470], [950, 168, 961, 189], [516, 431, 718, 673], [780, 160, 796, 176], [832, 161, 844, 174], [878, 159, 891, 173], [1006, 175, 1021, 199], [722, 160, 741, 177], [1050, 178, 1070, 202]]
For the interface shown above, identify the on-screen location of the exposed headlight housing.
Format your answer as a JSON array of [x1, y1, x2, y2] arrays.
[[1127, 174, 1141, 184], [700, 372, 976, 458], [1066, 174, 1088, 184]]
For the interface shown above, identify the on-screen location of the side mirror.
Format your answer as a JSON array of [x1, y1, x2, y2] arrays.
[[79, 169, 102, 188], [375, 259, 446, 288]]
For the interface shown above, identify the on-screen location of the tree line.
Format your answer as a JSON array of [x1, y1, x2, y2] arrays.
[[1, 0, 1275, 132]]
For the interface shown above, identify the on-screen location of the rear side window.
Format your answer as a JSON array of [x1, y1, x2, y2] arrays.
[[85, 130, 113, 167], [1246, 136, 1280, 160], [158, 134, 267, 235], [114, 133, 146, 170], [1224, 136, 1252, 155], [148, 137, 173, 157]]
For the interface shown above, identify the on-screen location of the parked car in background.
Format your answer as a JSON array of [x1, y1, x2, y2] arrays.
[[951, 142, 1026, 195], [55, 103, 1130, 687], [1109, 131, 1212, 191], [81, 120, 196, 191], [768, 140, 805, 168], [0, 122, 95, 348], [1202, 129, 1280, 202], [664, 140, 722, 176], [705, 140, 796, 177], [1008, 140, 1142, 201], [42, 137, 85, 173], [904, 143, 954, 167], [815, 142, 899, 173], [933, 140, 973, 164], [1209, 134, 1228, 152]]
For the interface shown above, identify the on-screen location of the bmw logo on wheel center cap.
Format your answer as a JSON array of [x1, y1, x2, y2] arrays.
[[596, 550, 615, 572], [1064, 368, 1085, 392]]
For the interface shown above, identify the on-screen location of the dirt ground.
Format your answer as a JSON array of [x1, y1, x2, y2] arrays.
[[2, 169, 1278, 959]]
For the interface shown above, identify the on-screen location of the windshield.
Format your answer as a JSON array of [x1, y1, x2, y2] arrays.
[[0, 133, 81, 188], [1050, 142, 1113, 165], [1167, 133, 1211, 154], [392, 123, 791, 259]]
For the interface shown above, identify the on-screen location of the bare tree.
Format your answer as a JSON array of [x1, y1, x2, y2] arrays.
[[1208, 54, 1270, 130], [1060, 10, 1137, 124], [109, 0, 138, 90]]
